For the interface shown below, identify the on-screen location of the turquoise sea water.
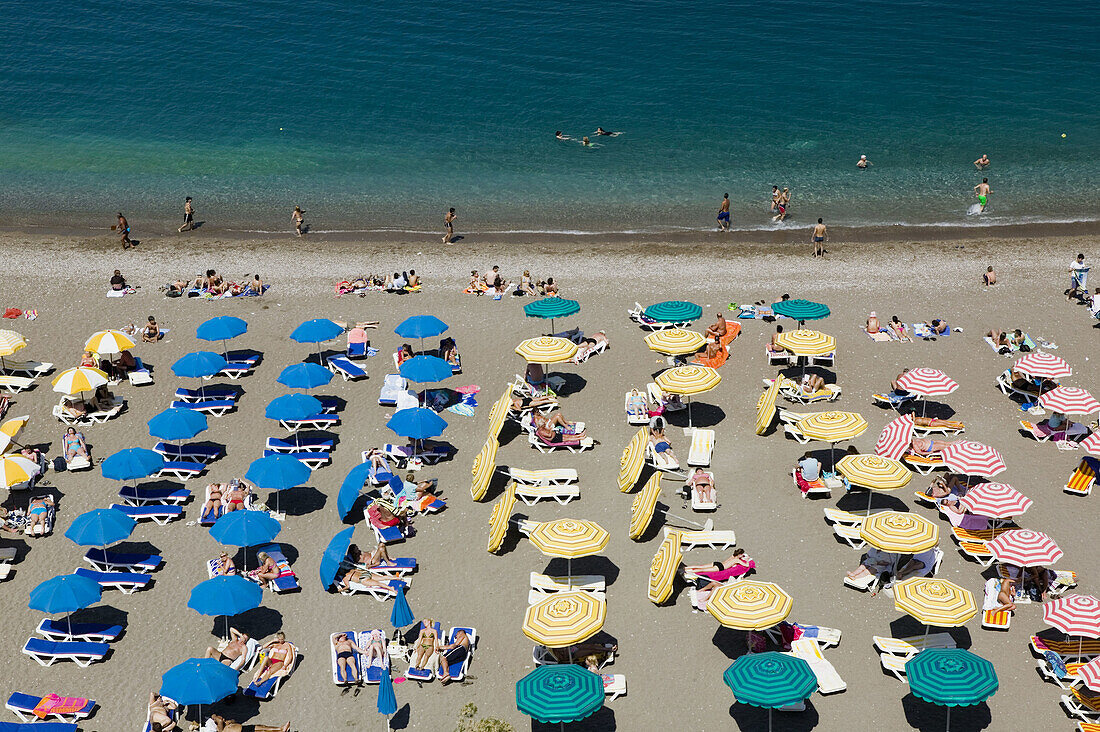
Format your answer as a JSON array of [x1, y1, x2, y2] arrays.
[[2, 1, 1097, 232]]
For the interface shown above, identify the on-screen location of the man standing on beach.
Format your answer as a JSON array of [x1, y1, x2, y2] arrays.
[[717, 194, 730, 232], [178, 196, 195, 232], [443, 207, 457, 244], [974, 178, 992, 212], [116, 213, 131, 249], [1068, 253, 1089, 301], [811, 218, 828, 257]]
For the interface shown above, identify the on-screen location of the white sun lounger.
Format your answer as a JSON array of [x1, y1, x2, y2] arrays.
[[170, 399, 234, 417], [514, 482, 580, 505], [787, 638, 846, 694], [880, 652, 910, 682], [529, 573, 605, 594], [764, 623, 842, 649], [664, 526, 735, 550], [843, 571, 880, 593], [529, 429, 593, 453], [603, 674, 627, 700], [74, 567, 151, 595], [341, 577, 409, 600], [687, 429, 714, 467], [874, 634, 956, 657], [686, 471, 718, 511], [767, 348, 791, 366], [822, 508, 868, 525], [35, 618, 122, 643], [0, 360, 52, 377], [0, 375, 34, 394], [507, 467, 579, 486], [625, 390, 650, 425], [833, 522, 866, 549], [108, 504, 183, 525]]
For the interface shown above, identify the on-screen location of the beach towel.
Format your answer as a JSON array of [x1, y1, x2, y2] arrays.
[[106, 289, 127, 298], [4, 308, 22, 318], [862, 327, 892, 342], [693, 347, 728, 369], [984, 336, 1014, 355], [33, 693, 90, 719], [24, 309, 37, 320], [446, 393, 477, 417], [454, 385, 481, 395], [982, 578, 1002, 611]]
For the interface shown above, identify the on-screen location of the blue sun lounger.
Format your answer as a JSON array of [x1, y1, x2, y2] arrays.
[[327, 355, 367, 381], [262, 449, 329, 470], [6, 692, 95, 723], [371, 522, 404, 545], [352, 557, 417, 578], [153, 441, 223, 463], [174, 385, 237, 403], [109, 504, 184, 525], [444, 626, 477, 682], [83, 548, 162, 572], [280, 414, 339, 431], [0, 720, 78, 731], [74, 567, 152, 594], [22, 638, 108, 667], [266, 436, 334, 453], [252, 544, 300, 593], [331, 630, 362, 686], [118, 485, 191, 505], [170, 399, 236, 416], [211, 361, 254, 379], [244, 644, 298, 699], [36, 618, 122, 643]]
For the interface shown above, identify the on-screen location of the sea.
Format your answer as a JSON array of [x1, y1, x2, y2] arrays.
[[2, 1, 1097, 234]]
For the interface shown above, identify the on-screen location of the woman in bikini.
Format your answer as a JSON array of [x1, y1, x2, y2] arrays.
[[685, 468, 716, 504], [684, 548, 755, 578], [79, 351, 98, 368], [533, 410, 587, 442], [336, 566, 396, 593], [909, 436, 955, 456], [212, 551, 236, 576], [253, 633, 294, 685], [332, 632, 369, 684], [203, 483, 226, 521], [360, 628, 387, 669], [26, 495, 53, 535], [247, 552, 279, 585], [410, 621, 439, 671], [888, 316, 912, 342], [62, 427, 89, 461]]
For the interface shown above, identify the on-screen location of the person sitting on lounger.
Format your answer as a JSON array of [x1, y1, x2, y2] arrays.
[[439, 337, 459, 367], [846, 547, 896, 583], [684, 548, 755, 584], [396, 344, 414, 365], [205, 627, 250, 665], [928, 474, 966, 502], [148, 692, 179, 731], [332, 632, 369, 684], [800, 373, 826, 394], [203, 714, 289, 732], [347, 542, 396, 568], [909, 436, 955, 455], [895, 548, 939, 581], [797, 453, 821, 481], [888, 316, 911, 342], [26, 495, 53, 535], [223, 481, 248, 513], [570, 331, 608, 363], [765, 325, 786, 354], [534, 410, 588, 443], [411, 620, 439, 671], [685, 468, 716, 504], [1023, 566, 1057, 603], [367, 497, 408, 537], [203, 483, 226, 520], [705, 313, 728, 340], [890, 368, 911, 396], [62, 427, 89, 462], [989, 577, 1017, 613], [866, 311, 881, 333], [437, 628, 471, 685], [389, 473, 439, 504], [212, 551, 236, 576], [698, 337, 724, 362], [253, 632, 294, 685], [247, 552, 280, 585], [79, 350, 98, 368]]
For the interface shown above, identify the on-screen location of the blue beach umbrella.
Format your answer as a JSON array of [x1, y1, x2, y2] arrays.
[[188, 575, 263, 639], [386, 407, 447, 440], [147, 407, 208, 443], [337, 463, 385, 520], [246, 454, 310, 515], [160, 657, 240, 708], [291, 318, 343, 344], [395, 315, 448, 351], [265, 393, 324, 423], [399, 355, 452, 384], [645, 300, 702, 323], [172, 351, 229, 379], [101, 448, 165, 482], [377, 667, 398, 717], [29, 573, 102, 615], [320, 527, 354, 591], [391, 587, 415, 628], [65, 508, 136, 549], [277, 362, 333, 390], [210, 510, 281, 548], [196, 316, 248, 355]]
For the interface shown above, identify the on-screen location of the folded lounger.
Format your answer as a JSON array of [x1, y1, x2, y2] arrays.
[[873, 634, 956, 658], [108, 504, 183, 525], [0, 376, 34, 394], [83, 548, 162, 572], [0, 360, 52, 377], [74, 567, 152, 595], [787, 638, 845, 694], [155, 461, 205, 481], [118, 485, 191, 506], [22, 638, 108, 667], [153, 441, 222, 463], [36, 618, 122, 643], [5, 692, 94, 723], [328, 355, 367, 381], [378, 374, 411, 407]]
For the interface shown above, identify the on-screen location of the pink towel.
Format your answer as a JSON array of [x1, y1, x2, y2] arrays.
[[34, 693, 89, 719], [455, 385, 480, 394]]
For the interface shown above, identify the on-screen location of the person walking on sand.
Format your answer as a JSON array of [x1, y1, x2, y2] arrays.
[[1068, 253, 1089, 301], [116, 213, 132, 249], [442, 207, 457, 244], [717, 193, 730, 232], [292, 206, 304, 237], [811, 218, 828, 257], [974, 154, 990, 170], [178, 197, 195, 232], [974, 178, 992, 212]]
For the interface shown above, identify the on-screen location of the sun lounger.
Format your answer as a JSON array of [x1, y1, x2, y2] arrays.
[[822, 508, 867, 525], [108, 504, 183, 525], [1021, 419, 1088, 443], [341, 576, 408, 600], [0, 361, 52, 377], [792, 468, 837, 498], [529, 430, 593, 453], [126, 358, 154, 386], [22, 638, 108, 667], [153, 441, 222, 463], [956, 539, 995, 566], [833, 523, 866, 549], [174, 385, 237, 403], [73, 567, 151, 594], [360, 631, 389, 684], [1037, 652, 1086, 689], [383, 442, 453, 465], [627, 302, 690, 331], [1062, 687, 1100, 722], [783, 422, 812, 444], [1066, 458, 1099, 496], [1078, 723, 1100, 732], [350, 557, 417, 578], [952, 526, 1011, 544], [1032, 636, 1100, 660], [6, 692, 94, 723], [157, 460, 205, 481], [664, 526, 735, 550], [142, 701, 178, 732], [843, 571, 879, 593], [507, 467, 579, 486], [874, 634, 956, 658], [170, 399, 235, 417], [327, 354, 367, 381], [646, 441, 678, 471], [777, 379, 842, 405], [262, 449, 329, 470], [331, 630, 364, 686], [244, 643, 298, 699], [0, 721, 78, 731], [809, 351, 835, 367], [767, 348, 791, 366], [252, 543, 300, 593], [406, 620, 442, 682], [83, 548, 162, 572], [871, 391, 919, 410], [280, 414, 339, 431], [913, 420, 965, 437], [879, 653, 912, 682], [762, 623, 842, 649], [625, 390, 650, 425], [996, 368, 1052, 400], [533, 642, 616, 670], [35, 618, 122, 643], [786, 638, 845, 694], [208, 361, 253, 380], [514, 482, 580, 505], [50, 405, 81, 426], [443, 627, 476, 682], [23, 496, 54, 537], [379, 374, 411, 407], [267, 436, 334, 453], [370, 521, 404, 546], [902, 452, 946, 474], [687, 470, 718, 511], [687, 429, 714, 467], [530, 573, 605, 594], [0, 376, 34, 394], [981, 609, 1011, 631]]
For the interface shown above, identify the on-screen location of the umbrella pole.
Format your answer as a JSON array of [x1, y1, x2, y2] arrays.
[[768, 707, 773, 732], [945, 705, 950, 732]]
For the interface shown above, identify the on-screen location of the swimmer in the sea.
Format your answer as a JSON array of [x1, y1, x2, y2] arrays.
[[556, 131, 569, 140], [582, 136, 591, 147], [595, 127, 620, 136], [857, 154, 872, 169], [974, 154, 990, 170], [974, 178, 992, 212]]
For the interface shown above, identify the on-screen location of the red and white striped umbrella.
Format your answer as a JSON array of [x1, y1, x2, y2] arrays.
[[1077, 656, 1100, 693], [1039, 387, 1100, 416], [941, 441, 1006, 478], [986, 529, 1063, 567], [896, 368, 959, 397], [875, 414, 914, 461], [1081, 432, 1100, 456], [1014, 352, 1072, 379], [1044, 595, 1100, 638], [958, 483, 1033, 519]]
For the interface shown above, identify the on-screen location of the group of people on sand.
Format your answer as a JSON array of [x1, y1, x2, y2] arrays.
[[165, 270, 264, 298], [465, 266, 559, 298]]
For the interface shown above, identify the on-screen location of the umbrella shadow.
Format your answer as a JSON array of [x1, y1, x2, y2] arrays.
[[640, 501, 673, 543], [316, 395, 347, 413], [779, 364, 835, 384], [835, 491, 908, 514], [498, 421, 523, 447], [542, 556, 620, 586], [389, 703, 412, 729], [274, 486, 327, 516], [729, 701, 820, 731], [885, 618, 972, 651], [0, 536, 29, 564], [480, 468, 512, 503], [712, 626, 752, 661], [496, 513, 530, 556], [550, 373, 587, 397], [902, 400, 957, 420], [902, 694, 991, 731], [533, 707, 615, 731], [225, 606, 284, 640], [110, 539, 162, 556], [70, 605, 129, 638], [227, 349, 262, 366], [662, 404, 726, 429]]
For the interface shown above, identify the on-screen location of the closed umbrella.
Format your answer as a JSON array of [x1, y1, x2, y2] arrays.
[[470, 438, 498, 502], [724, 652, 817, 732], [377, 666, 398, 727], [644, 301, 702, 323], [522, 590, 606, 647], [517, 664, 603, 725], [905, 649, 998, 731], [618, 427, 648, 493], [628, 473, 662, 541], [487, 485, 517, 554], [486, 390, 511, 443], [755, 379, 781, 435], [649, 531, 682, 605], [320, 527, 355, 591], [390, 586, 415, 628], [276, 362, 333, 390], [876, 413, 915, 460], [523, 298, 580, 334]]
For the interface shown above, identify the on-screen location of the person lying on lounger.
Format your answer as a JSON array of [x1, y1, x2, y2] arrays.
[[367, 498, 408, 537], [253, 632, 294, 685], [62, 427, 89, 461], [246, 552, 279, 585], [895, 548, 939, 581], [648, 421, 676, 461], [212, 551, 236, 576], [511, 391, 556, 412], [337, 566, 397, 593], [800, 373, 826, 394], [548, 643, 617, 672], [534, 410, 588, 442], [989, 577, 1017, 613], [685, 468, 716, 504], [347, 542, 397, 568], [684, 548, 755, 584], [223, 481, 248, 513], [202, 713, 289, 732], [204, 483, 226, 518], [909, 436, 955, 455], [437, 628, 471, 685], [332, 632, 369, 684], [928, 474, 967, 502], [205, 627, 250, 665], [1008, 369, 1057, 395], [148, 692, 179, 731], [411, 620, 439, 671], [889, 368, 911, 395], [26, 495, 53, 535], [359, 628, 387, 668], [846, 547, 897, 583], [570, 332, 608, 363]]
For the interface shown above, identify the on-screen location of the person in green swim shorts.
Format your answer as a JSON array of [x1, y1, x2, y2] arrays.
[[974, 178, 992, 212]]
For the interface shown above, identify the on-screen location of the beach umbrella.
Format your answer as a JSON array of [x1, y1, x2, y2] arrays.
[[1044, 595, 1100, 659], [395, 315, 448, 352], [470, 438, 498, 502], [644, 301, 702, 323], [487, 484, 517, 554], [795, 411, 868, 468], [338, 463, 382, 520], [628, 473, 662, 541], [0, 414, 30, 454], [377, 666, 398, 724], [51, 366, 108, 395], [897, 368, 959, 417], [837, 454, 912, 512], [147, 407, 208, 443], [649, 530, 682, 605], [276, 362, 333, 391], [860, 511, 939, 554], [0, 455, 40, 489], [958, 483, 1032, 523], [84, 329, 135, 356], [246, 454, 310, 515], [516, 664, 603, 725], [986, 529, 1062, 567], [320, 527, 354, 591], [210, 510, 281, 548], [391, 586, 415, 628], [1014, 352, 1072, 380], [65, 508, 135, 550], [187, 575, 263, 640], [654, 364, 721, 428], [875, 413, 915, 460], [160, 657, 240, 709], [101, 448, 165, 482], [522, 590, 606, 647], [514, 336, 578, 364], [774, 329, 836, 357], [386, 407, 447, 440], [724, 652, 817, 732], [1039, 386, 1100, 416], [1076, 657, 1100, 693], [486, 389, 511, 443], [905, 649, 998, 731], [171, 351, 228, 379], [265, 393, 324, 424], [894, 578, 978, 634], [708, 580, 793, 630], [525, 518, 609, 587], [618, 427, 648, 493], [941, 441, 1006, 479], [771, 299, 830, 324], [28, 573, 103, 639], [196, 315, 248, 355], [755, 379, 781, 436], [290, 317, 342, 344], [524, 298, 580, 333], [399, 355, 452, 384], [645, 329, 707, 356], [1082, 433, 1100, 456], [0, 329, 27, 361]]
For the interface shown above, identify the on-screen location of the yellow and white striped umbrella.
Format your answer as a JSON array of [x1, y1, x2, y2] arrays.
[[0, 415, 30, 454], [0, 330, 28, 357], [755, 378, 781, 435], [796, 411, 868, 442], [618, 427, 648, 493], [514, 337, 579, 364], [470, 438, 498, 502], [51, 366, 109, 395], [84, 330, 135, 356], [628, 473, 662, 541], [645, 329, 706, 356], [486, 389, 512, 442], [0, 455, 40, 488], [526, 519, 610, 559], [649, 531, 682, 605], [707, 580, 794, 630], [774, 329, 836, 357], [894, 578, 978, 628], [654, 365, 721, 396], [836, 454, 912, 490], [487, 484, 516, 554], [522, 590, 606, 648], [860, 511, 939, 553]]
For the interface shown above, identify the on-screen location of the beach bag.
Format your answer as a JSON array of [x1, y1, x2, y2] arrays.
[[53, 457, 67, 473], [746, 632, 767, 654]]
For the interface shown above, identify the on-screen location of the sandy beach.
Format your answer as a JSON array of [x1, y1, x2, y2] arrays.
[[0, 227, 1097, 732]]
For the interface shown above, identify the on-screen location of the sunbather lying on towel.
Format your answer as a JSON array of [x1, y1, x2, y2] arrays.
[[253, 632, 294, 685], [212, 551, 236, 576], [26, 495, 53, 535], [925, 319, 949, 335], [62, 427, 89, 461], [569, 332, 608, 363], [203, 713, 289, 732], [438, 628, 471, 685], [909, 436, 955, 455], [411, 621, 440, 671], [246, 552, 279, 585], [685, 468, 716, 504], [887, 316, 911, 341], [987, 328, 1025, 349], [205, 627, 250, 665], [534, 410, 588, 442], [684, 548, 755, 583], [846, 548, 897, 583], [148, 692, 179, 732], [333, 632, 369, 684]]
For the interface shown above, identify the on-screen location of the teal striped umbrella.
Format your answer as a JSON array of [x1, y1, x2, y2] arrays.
[[524, 298, 580, 333], [644, 300, 702, 323], [516, 664, 603, 724], [906, 648, 998, 731], [724, 652, 817, 732], [772, 299, 830, 324]]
